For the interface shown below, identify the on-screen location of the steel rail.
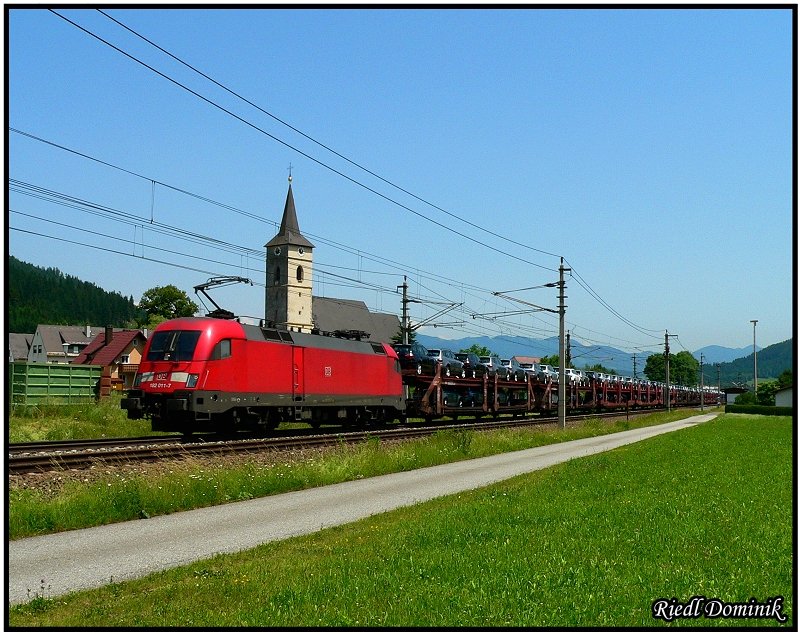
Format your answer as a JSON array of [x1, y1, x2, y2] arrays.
[[8, 436, 185, 455], [8, 408, 670, 475]]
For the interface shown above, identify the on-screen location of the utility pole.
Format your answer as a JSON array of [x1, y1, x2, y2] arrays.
[[716, 363, 721, 392], [664, 330, 677, 411], [566, 330, 572, 367], [751, 319, 758, 395], [558, 258, 570, 430], [398, 276, 409, 345], [632, 354, 638, 379], [397, 276, 410, 405], [700, 353, 705, 412]]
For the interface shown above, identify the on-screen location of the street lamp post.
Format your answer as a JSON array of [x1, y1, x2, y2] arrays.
[[751, 319, 758, 395]]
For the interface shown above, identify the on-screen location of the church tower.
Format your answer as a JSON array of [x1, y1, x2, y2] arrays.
[[265, 177, 314, 332]]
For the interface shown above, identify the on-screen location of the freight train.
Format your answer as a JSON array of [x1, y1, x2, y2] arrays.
[[122, 316, 720, 435]]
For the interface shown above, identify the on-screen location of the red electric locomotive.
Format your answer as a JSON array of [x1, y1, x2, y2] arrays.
[[122, 317, 405, 434]]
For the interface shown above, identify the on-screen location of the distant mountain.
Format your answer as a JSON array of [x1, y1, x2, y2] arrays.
[[416, 333, 793, 383], [693, 344, 761, 364], [416, 333, 657, 377]]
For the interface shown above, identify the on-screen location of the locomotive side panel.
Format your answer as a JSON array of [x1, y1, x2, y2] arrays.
[[300, 343, 403, 404], [238, 338, 295, 396]]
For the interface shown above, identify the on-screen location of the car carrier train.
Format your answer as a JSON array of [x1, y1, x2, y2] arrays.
[[122, 316, 720, 435]]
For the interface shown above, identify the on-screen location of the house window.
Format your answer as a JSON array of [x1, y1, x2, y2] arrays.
[[121, 355, 130, 364]]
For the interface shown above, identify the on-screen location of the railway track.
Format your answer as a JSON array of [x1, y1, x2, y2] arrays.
[[8, 409, 665, 475]]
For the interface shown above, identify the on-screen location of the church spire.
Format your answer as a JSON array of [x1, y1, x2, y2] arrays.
[[264, 176, 315, 332], [265, 178, 314, 249]]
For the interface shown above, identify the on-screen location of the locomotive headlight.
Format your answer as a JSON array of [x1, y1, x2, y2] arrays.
[[185, 374, 199, 388]]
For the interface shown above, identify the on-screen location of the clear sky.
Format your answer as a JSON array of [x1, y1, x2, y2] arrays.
[[6, 6, 795, 355]]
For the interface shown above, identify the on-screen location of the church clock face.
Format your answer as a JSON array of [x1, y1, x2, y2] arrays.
[[298, 247, 305, 254], [274, 247, 281, 255]]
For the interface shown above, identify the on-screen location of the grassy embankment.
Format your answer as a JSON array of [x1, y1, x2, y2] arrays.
[[9, 395, 156, 442], [11, 406, 707, 539], [9, 414, 792, 628]]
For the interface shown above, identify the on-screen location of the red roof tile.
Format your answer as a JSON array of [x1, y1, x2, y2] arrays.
[[72, 330, 145, 366]]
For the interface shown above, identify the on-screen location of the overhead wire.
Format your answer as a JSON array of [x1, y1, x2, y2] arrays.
[[14, 11, 673, 352], [564, 257, 663, 339], [95, 8, 562, 263], [10, 168, 660, 356], [11, 123, 657, 350], [48, 8, 557, 273], [9, 128, 499, 298], [85, 10, 660, 346]]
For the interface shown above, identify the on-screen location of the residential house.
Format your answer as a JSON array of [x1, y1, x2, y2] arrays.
[[513, 355, 542, 368], [28, 325, 104, 364], [72, 327, 147, 390], [775, 385, 793, 408], [722, 386, 748, 405], [8, 333, 33, 362]]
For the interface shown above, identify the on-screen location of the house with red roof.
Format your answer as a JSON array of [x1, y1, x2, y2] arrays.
[[72, 327, 147, 390], [512, 355, 542, 366]]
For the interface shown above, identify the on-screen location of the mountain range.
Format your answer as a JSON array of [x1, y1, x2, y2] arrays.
[[416, 333, 792, 384]]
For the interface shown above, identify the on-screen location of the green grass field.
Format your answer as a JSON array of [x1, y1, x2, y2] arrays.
[[10, 414, 792, 628], [10, 409, 699, 539]]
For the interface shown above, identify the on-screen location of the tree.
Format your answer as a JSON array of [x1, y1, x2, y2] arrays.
[[643, 354, 665, 381], [460, 344, 493, 357], [390, 328, 416, 345], [672, 351, 700, 386], [139, 285, 199, 322], [540, 354, 560, 366], [777, 368, 793, 389], [755, 380, 779, 406], [583, 362, 618, 375], [643, 351, 699, 386]]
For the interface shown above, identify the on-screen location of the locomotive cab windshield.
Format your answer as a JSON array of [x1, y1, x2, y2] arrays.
[[146, 330, 202, 362]]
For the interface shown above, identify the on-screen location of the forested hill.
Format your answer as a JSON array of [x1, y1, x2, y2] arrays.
[[716, 337, 793, 385], [8, 256, 142, 333]]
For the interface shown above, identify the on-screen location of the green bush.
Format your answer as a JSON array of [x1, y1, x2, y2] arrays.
[[725, 404, 793, 416]]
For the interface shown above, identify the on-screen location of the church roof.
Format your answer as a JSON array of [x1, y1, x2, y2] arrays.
[[312, 297, 400, 343], [265, 183, 315, 249]]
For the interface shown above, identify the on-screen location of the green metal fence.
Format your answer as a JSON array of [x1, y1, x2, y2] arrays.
[[8, 362, 104, 405]]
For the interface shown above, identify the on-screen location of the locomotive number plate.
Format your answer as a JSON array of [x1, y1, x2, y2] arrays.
[[324, 366, 332, 377], [156, 372, 169, 380]]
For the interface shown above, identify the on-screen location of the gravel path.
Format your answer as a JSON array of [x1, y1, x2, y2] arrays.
[[8, 414, 717, 605]]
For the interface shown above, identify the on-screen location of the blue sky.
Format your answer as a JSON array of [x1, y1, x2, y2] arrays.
[[7, 7, 794, 356]]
